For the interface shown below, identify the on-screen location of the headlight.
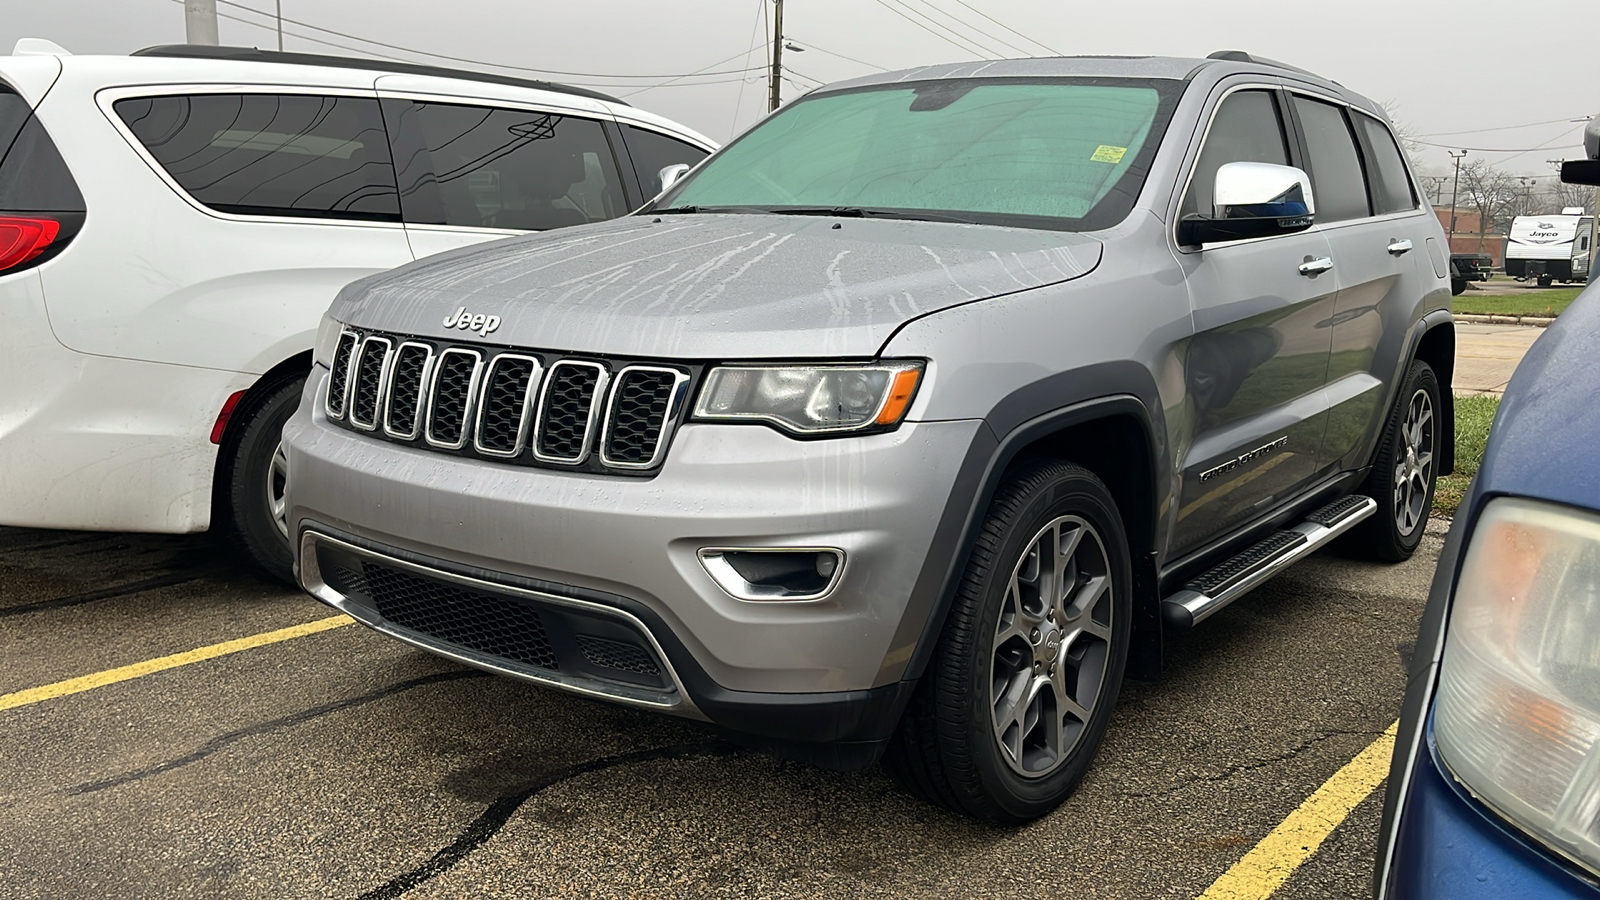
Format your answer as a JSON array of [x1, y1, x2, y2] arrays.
[[312, 313, 343, 368], [1434, 497, 1600, 876], [692, 362, 923, 435]]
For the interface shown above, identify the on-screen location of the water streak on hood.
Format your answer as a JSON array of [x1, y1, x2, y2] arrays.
[[333, 214, 1101, 358]]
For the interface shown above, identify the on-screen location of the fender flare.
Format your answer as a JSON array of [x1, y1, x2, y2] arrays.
[[887, 361, 1169, 689]]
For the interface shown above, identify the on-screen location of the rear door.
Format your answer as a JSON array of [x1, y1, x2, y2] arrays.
[[1285, 93, 1434, 471], [378, 91, 633, 259], [54, 86, 413, 372], [1169, 85, 1337, 555]]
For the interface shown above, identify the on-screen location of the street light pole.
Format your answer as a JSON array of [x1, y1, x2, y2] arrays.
[[768, 0, 784, 112], [184, 0, 219, 45], [1447, 149, 1467, 250]]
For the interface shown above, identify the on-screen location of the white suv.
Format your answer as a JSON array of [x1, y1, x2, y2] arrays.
[[0, 41, 714, 581]]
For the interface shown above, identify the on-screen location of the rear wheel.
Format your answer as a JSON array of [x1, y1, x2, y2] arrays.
[[219, 376, 304, 585], [1353, 361, 1439, 561], [885, 461, 1131, 823]]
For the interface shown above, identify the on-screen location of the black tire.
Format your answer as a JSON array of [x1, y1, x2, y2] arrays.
[[1538, 274, 1554, 288], [884, 461, 1132, 824], [217, 376, 305, 585], [1352, 361, 1440, 562]]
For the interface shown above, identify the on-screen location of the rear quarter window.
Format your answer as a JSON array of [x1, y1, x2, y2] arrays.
[[114, 93, 399, 221], [0, 87, 85, 212], [1354, 114, 1418, 215]]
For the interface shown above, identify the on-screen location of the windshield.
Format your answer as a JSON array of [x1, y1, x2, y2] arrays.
[[658, 78, 1180, 231]]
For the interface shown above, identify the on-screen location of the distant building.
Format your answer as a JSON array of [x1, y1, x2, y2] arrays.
[[1434, 208, 1506, 265]]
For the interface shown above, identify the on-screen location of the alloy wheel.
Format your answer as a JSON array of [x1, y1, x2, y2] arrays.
[[1392, 388, 1435, 536], [267, 440, 290, 540], [989, 514, 1114, 778]]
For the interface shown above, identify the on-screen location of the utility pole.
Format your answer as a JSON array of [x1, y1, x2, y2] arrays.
[[1447, 149, 1467, 250], [768, 0, 784, 112], [184, 0, 219, 45], [276, 0, 284, 51]]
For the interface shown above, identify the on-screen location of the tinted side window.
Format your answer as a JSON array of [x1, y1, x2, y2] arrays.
[[115, 94, 398, 221], [0, 89, 85, 212], [383, 100, 626, 230], [1292, 97, 1371, 223], [622, 125, 709, 196], [1354, 114, 1417, 214], [1182, 90, 1289, 219]]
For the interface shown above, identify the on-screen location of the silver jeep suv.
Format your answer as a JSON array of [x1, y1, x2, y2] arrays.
[[284, 52, 1455, 823]]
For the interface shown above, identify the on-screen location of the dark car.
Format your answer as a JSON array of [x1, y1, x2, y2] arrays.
[[1374, 117, 1600, 897]]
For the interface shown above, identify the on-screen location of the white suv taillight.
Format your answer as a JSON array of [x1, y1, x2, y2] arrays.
[[1434, 497, 1600, 876]]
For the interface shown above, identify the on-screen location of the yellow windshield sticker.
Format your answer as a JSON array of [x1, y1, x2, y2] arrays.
[[1091, 145, 1128, 163]]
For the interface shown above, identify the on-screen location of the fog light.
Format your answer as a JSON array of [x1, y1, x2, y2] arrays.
[[698, 548, 845, 601]]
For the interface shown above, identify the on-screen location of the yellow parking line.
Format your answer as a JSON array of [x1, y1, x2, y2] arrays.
[[0, 615, 353, 712], [1198, 720, 1399, 900]]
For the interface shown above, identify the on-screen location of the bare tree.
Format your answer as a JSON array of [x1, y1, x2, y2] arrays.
[[1457, 159, 1521, 249], [1380, 101, 1431, 175], [1550, 178, 1593, 213]]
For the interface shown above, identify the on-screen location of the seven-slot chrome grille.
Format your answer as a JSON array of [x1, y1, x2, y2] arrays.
[[324, 328, 692, 474]]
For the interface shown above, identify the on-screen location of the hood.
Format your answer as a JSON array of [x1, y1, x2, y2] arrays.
[[1476, 284, 1600, 512], [333, 214, 1101, 358]]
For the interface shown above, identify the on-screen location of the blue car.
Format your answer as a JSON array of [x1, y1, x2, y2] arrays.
[[1374, 119, 1600, 897]]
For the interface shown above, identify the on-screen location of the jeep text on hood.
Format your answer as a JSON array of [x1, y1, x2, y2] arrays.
[[331, 214, 1101, 359]]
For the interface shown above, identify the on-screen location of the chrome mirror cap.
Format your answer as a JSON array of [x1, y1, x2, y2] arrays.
[[658, 163, 693, 194], [1212, 160, 1316, 219]]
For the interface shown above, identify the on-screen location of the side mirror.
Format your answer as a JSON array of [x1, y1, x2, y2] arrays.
[[1560, 117, 1600, 185], [658, 163, 693, 194], [1179, 161, 1316, 246]]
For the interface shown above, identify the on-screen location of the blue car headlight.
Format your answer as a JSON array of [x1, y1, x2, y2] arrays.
[[1434, 497, 1600, 876]]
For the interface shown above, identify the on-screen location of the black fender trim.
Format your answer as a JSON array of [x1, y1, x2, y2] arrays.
[[891, 362, 1170, 689], [1400, 309, 1457, 476]]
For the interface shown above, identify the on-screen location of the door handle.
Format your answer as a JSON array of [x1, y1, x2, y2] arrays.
[[1298, 256, 1334, 276], [1387, 239, 1414, 256]]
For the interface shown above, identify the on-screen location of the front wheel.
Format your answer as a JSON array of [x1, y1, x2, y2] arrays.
[[885, 461, 1132, 824], [1352, 361, 1440, 561], [219, 376, 305, 585]]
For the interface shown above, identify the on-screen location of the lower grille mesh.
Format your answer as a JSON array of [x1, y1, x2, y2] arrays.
[[577, 636, 661, 677], [360, 561, 559, 671]]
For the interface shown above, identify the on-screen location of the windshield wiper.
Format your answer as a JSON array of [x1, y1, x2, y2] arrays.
[[764, 206, 979, 225]]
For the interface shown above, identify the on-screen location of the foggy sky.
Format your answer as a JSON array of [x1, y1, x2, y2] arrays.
[[5, 0, 1596, 177]]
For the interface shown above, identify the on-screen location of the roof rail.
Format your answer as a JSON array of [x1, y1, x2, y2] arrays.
[[1205, 49, 1325, 81], [130, 44, 626, 106]]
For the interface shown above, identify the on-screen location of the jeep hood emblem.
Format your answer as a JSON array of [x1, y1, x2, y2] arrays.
[[443, 307, 501, 337]]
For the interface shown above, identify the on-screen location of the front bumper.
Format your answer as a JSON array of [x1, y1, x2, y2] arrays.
[[284, 373, 980, 739]]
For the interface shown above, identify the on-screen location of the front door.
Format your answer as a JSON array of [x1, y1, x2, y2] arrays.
[[376, 85, 632, 260], [1169, 87, 1336, 555]]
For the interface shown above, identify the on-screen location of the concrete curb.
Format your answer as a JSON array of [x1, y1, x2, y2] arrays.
[[1455, 312, 1555, 327]]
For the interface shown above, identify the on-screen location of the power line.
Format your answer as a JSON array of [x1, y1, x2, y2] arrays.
[[1420, 116, 1591, 138], [892, 0, 1012, 56], [869, 0, 996, 59], [908, 0, 1038, 57], [731, 0, 765, 133], [786, 38, 889, 72], [210, 0, 765, 80], [946, 0, 1060, 55], [1416, 125, 1585, 153]]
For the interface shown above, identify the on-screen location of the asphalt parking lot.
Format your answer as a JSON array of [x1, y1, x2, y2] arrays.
[[1, 522, 1444, 899]]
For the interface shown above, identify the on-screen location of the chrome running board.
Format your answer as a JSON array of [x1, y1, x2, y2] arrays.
[[1161, 494, 1377, 629]]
